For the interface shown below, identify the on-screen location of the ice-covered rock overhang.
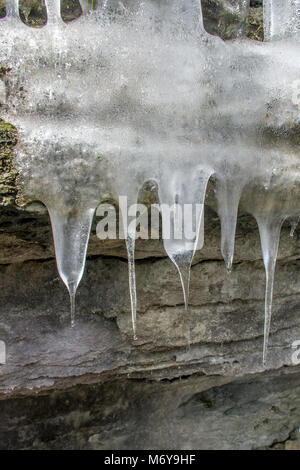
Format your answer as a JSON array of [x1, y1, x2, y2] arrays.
[[0, 0, 299, 366]]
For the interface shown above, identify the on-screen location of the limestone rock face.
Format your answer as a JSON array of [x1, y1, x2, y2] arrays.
[[0, 203, 299, 449], [1, 368, 300, 450], [0, 0, 299, 451]]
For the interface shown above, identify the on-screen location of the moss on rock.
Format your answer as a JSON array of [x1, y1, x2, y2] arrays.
[[246, 5, 264, 41], [0, 119, 18, 206]]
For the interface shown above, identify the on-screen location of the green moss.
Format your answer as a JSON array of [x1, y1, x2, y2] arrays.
[[0, 119, 18, 206], [246, 7, 264, 41]]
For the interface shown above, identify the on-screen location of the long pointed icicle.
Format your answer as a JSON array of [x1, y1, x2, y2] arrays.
[[172, 251, 193, 312], [216, 179, 244, 272], [263, 0, 300, 41], [126, 229, 137, 341], [170, 206, 205, 313], [119, 192, 138, 341], [159, 168, 212, 314], [256, 214, 285, 365], [44, 0, 64, 25], [48, 206, 95, 327]]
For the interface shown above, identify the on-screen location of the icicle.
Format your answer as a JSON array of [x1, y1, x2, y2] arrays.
[[256, 214, 285, 365], [158, 164, 211, 348], [119, 193, 139, 342], [48, 205, 95, 327], [263, 0, 300, 41], [158, 167, 212, 313], [44, 0, 64, 25], [125, 228, 137, 341], [216, 177, 244, 273], [177, 257, 191, 312], [111, 158, 142, 341]]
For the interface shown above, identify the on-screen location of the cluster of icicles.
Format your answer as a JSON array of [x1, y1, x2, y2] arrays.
[[0, 0, 299, 366]]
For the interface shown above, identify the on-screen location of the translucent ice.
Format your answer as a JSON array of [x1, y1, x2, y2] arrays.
[[256, 214, 284, 365], [44, 0, 64, 25], [244, 168, 300, 364], [215, 162, 247, 272], [49, 204, 96, 327], [0, 1, 299, 361], [264, 0, 300, 40], [5, 0, 20, 20], [126, 230, 138, 340], [157, 164, 213, 310]]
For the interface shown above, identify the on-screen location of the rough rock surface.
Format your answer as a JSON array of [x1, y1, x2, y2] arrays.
[[1, 367, 300, 450], [0, 0, 299, 451]]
